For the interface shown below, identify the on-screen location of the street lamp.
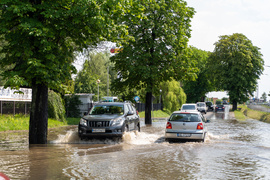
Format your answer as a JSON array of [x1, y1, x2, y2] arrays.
[[97, 79, 100, 102]]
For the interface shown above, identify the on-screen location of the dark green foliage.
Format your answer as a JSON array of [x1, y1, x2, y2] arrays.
[[208, 33, 264, 110], [48, 90, 66, 122], [64, 94, 82, 118], [182, 46, 213, 103], [111, 0, 195, 124]]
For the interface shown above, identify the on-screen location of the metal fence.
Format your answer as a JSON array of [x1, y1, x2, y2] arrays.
[[0, 101, 31, 115], [135, 103, 163, 112]]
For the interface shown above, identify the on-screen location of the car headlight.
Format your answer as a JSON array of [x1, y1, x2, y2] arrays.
[[111, 117, 124, 126], [80, 118, 87, 126]]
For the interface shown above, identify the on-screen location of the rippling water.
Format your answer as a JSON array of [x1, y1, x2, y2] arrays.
[[1, 111, 270, 179]]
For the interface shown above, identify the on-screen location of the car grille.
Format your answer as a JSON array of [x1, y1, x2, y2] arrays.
[[88, 121, 110, 127]]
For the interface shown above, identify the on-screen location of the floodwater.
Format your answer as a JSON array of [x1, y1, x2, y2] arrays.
[[1, 110, 270, 179]]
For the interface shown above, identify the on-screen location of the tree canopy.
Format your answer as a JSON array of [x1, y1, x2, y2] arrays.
[[111, 0, 195, 124], [182, 46, 213, 103], [0, 0, 130, 144], [74, 51, 116, 101], [208, 33, 264, 110]]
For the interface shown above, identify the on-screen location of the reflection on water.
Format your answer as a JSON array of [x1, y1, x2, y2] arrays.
[[1, 111, 270, 179]]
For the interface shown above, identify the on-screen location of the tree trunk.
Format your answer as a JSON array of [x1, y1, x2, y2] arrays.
[[29, 79, 48, 144], [232, 100, 237, 111], [145, 92, 152, 125]]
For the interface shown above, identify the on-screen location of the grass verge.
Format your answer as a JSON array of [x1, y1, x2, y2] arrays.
[[236, 105, 270, 123], [139, 110, 170, 118], [0, 114, 80, 132]]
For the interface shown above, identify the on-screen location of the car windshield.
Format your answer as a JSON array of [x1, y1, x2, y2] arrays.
[[169, 113, 200, 122], [197, 103, 205, 107], [89, 105, 124, 115], [182, 105, 196, 110]]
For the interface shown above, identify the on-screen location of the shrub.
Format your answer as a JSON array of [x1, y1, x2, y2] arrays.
[[64, 94, 82, 117], [48, 90, 66, 122]]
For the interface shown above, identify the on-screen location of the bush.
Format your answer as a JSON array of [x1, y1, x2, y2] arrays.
[[48, 90, 66, 122], [64, 94, 82, 117]]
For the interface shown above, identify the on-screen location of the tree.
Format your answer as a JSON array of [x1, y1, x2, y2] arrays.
[[74, 51, 114, 101], [182, 46, 213, 103], [208, 33, 264, 110], [261, 92, 267, 102], [111, 0, 195, 124], [160, 80, 186, 113], [0, 0, 129, 144]]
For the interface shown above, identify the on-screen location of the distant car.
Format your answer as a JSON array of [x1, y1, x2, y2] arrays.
[[222, 100, 228, 105], [196, 102, 207, 114], [78, 101, 140, 140], [215, 104, 225, 112], [180, 103, 198, 112], [206, 101, 214, 111], [165, 111, 209, 142]]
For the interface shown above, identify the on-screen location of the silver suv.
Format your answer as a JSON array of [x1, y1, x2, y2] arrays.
[[78, 102, 140, 139]]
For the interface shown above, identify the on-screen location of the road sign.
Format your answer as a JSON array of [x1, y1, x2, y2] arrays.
[[134, 96, 140, 102]]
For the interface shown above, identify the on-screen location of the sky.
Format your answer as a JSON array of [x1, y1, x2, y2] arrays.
[[186, 0, 270, 101]]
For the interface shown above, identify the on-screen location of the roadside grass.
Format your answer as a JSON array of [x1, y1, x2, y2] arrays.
[[139, 110, 170, 118], [0, 114, 81, 132], [234, 109, 246, 121], [236, 105, 270, 123]]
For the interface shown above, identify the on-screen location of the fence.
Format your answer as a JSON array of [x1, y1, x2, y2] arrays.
[[0, 101, 31, 115], [135, 103, 163, 112]]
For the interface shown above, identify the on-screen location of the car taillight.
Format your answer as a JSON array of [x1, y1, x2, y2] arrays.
[[197, 123, 203, 130], [166, 122, 172, 129]]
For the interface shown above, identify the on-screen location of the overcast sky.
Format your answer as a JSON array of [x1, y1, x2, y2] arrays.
[[187, 0, 270, 101]]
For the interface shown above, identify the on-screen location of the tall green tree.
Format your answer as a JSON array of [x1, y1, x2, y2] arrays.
[[111, 0, 195, 124], [209, 33, 264, 110], [74, 51, 114, 101], [160, 80, 186, 113], [182, 46, 213, 103], [0, 0, 129, 144]]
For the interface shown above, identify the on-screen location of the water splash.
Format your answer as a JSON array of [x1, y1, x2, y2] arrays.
[[122, 131, 162, 145]]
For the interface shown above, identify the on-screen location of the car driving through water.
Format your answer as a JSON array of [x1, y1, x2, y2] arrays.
[[165, 111, 209, 142], [78, 101, 140, 140]]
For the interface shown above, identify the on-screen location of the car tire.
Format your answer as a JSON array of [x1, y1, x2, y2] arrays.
[[123, 124, 129, 132], [137, 123, 141, 132]]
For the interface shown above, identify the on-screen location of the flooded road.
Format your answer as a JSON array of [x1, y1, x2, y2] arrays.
[[1, 111, 270, 179]]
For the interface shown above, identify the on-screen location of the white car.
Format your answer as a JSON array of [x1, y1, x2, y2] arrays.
[[196, 102, 207, 114], [180, 103, 199, 112], [165, 111, 209, 142]]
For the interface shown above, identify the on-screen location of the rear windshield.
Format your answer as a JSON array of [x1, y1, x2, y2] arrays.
[[169, 113, 200, 122], [197, 103, 205, 107], [182, 105, 196, 110]]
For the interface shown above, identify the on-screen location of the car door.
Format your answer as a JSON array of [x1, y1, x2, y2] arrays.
[[126, 104, 135, 130]]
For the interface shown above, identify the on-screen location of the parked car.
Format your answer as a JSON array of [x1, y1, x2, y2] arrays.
[[78, 101, 140, 140], [180, 103, 198, 112], [165, 111, 209, 142], [215, 104, 225, 112], [196, 102, 207, 114], [206, 101, 214, 111]]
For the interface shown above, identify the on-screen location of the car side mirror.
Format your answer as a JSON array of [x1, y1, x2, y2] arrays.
[[127, 111, 134, 116], [83, 112, 88, 116]]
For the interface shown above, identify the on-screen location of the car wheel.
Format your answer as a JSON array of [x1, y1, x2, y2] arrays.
[[199, 134, 206, 142], [123, 124, 129, 132], [137, 123, 141, 132]]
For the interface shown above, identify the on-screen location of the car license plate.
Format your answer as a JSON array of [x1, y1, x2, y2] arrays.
[[177, 133, 191, 137], [92, 129, 105, 133]]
